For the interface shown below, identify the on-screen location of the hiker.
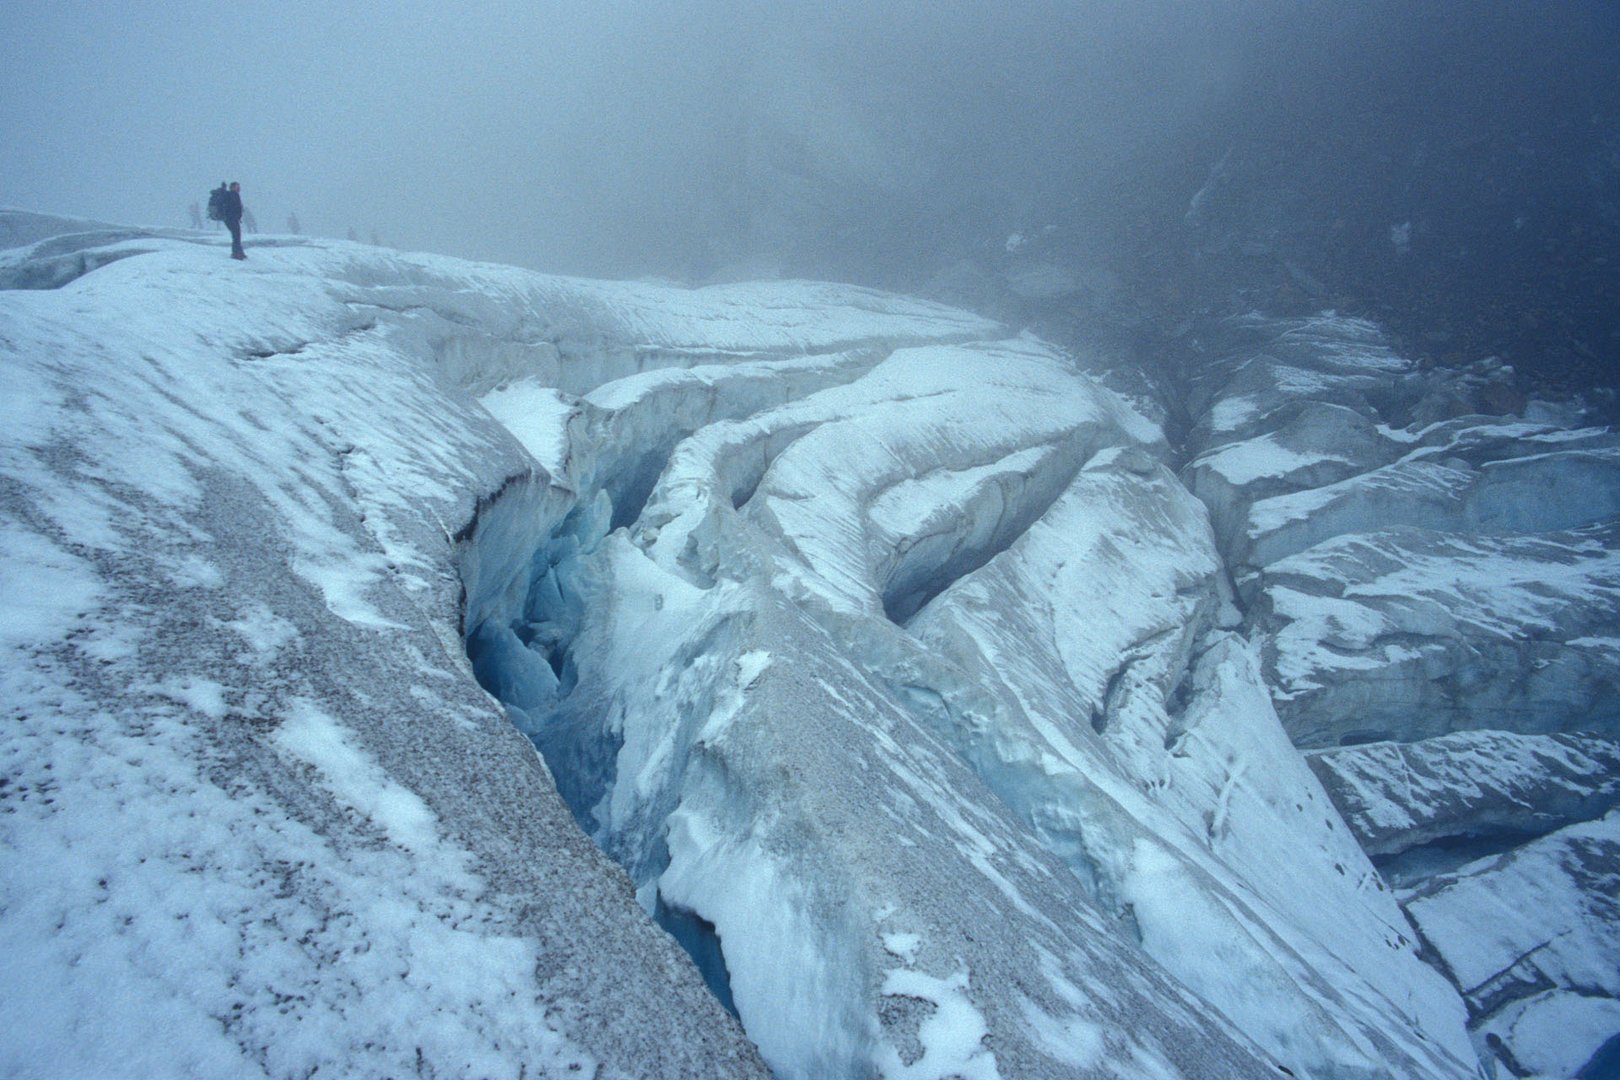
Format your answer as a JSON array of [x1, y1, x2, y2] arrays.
[[189, 202, 203, 230], [221, 182, 246, 259], [286, 212, 300, 235]]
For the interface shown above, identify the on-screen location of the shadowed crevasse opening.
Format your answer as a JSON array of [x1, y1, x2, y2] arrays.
[[458, 482, 742, 1020], [0, 246, 151, 290], [877, 445, 1086, 625], [655, 895, 739, 1017], [1579, 1032, 1620, 1080]]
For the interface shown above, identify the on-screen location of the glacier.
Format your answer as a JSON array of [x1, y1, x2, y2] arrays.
[[2, 211, 1616, 1078]]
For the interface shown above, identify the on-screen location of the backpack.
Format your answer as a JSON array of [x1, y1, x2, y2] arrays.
[[206, 187, 226, 222]]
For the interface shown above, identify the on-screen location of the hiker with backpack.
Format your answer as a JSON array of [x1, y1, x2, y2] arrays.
[[208, 181, 247, 260]]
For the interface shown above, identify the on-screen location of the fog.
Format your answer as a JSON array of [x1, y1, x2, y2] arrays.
[[4, 1, 1617, 374], [0, 1, 1241, 272]]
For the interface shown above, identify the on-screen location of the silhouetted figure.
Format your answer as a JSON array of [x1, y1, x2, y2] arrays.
[[241, 206, 257, 234], [347, 227, 359, 242], [222, 182, 246, 260], [189, 202, 203, 230], [287, 212, 300, 235]]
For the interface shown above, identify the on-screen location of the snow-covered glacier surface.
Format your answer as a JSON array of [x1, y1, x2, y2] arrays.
[[3, 212, 1615, 1077], [1179, 312, 1620, 1078], [0, 215, 769, 1079]]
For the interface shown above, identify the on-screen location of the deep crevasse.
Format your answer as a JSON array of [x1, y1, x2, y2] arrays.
[[455, 287, 1483, 1079]]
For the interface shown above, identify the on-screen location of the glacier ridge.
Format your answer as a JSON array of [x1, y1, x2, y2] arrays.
[[1173, 310, 1620, 1077], [446, 249, 1482, 1075]]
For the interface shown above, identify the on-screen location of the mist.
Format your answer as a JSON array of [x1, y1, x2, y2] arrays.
[[0, 1, 1239, 271], [4, 1, 1617, 382]]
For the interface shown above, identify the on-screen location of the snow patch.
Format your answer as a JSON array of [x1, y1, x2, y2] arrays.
[[878, 966, 1000, 1080], [272, 701, 443, 857]]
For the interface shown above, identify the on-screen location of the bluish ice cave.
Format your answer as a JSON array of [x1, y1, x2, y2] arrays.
[[460, 476, 744, 1018]]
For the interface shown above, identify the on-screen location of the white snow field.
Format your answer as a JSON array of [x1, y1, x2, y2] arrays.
[[4, 212, 1615, 1077]]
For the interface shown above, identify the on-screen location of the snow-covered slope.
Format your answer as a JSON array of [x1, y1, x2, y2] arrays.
[[0, 216, 772, 1078], [1179, 311, 1620, 1077], [4, 213, 1612, 1078]]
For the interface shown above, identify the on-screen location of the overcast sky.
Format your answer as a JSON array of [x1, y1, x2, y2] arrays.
[[0, 2, 1255, 272], [3, 2, 1615, 283]]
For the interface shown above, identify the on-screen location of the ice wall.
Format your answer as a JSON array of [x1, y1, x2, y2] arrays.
[[1173, 311, 1620, 1077], [454, 284, 1480, 1077]]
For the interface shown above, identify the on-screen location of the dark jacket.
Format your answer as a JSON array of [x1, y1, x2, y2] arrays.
[[221, 190, 244, 224]]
